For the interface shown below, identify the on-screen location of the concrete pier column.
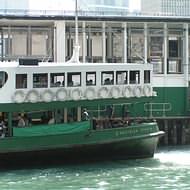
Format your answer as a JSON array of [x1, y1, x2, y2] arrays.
[[144, 23, 148, 64], [82, 22, 86, 63], [28, 26, 32, 56], [184, 23, 189, 86], [164, 120, 168, 145], [184, 23, 189, 112], [54, 21, 66, 62], [87, 25, 92, 62], [172, 123, 177, 145], [181, 124, 186, 145], [64, 108, 68, 123], [107, 27, 113, 62], [122, 22, 127, 63], [68, 28, 73, 58], [164, 23, 168, 75], [102, 22, 106, 63]]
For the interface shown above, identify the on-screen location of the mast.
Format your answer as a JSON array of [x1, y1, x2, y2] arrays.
[[67, 0, 80, 63], [75, 0, 78, 47]]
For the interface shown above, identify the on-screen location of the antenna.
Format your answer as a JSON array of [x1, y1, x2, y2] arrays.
[[75, 0, 78, 47], [67, 0, 80, 63]]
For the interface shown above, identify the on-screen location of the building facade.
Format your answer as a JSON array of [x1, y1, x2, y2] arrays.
[[0, 0, 129, 13], [141, 0, 161, 15], [79, 0, 129, 12], [0, 0, 29, 10], [141, 0, 190, 16]]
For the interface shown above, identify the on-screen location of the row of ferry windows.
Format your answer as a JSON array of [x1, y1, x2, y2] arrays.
[[15, 70, 150, 89]]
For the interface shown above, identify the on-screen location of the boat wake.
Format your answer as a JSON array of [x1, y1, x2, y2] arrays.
[[154, 146, 190, 166]]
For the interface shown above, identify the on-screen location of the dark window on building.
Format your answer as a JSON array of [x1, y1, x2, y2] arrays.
[[169, 39, 178, 57], [16, 74, 27, 89], [67, 72, 81, 87], [66, 38, 74, 60], [130, 70, 140, 84], [50, 73, 65, 87], [144, 70, 150, 84], [116, 71, 127, 85], [101, 71, 114, 85], [86, 72, 96, 86], [33, 73, 48, 88]]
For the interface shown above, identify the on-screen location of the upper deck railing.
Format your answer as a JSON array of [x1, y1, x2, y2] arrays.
[[0, 9, 189, 18]]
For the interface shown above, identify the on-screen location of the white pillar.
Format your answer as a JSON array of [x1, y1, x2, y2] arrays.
[[54, 21, 66, 62], [82, 21, 86, 63], [123, 22, 127, 63], [102, 22, 106, 63], [164, 23, 168, 75], [144, 23, 148, 64], [184, 23, 189, 86]]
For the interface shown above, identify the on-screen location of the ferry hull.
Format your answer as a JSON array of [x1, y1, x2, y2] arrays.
[[0, 128, 164, 166]]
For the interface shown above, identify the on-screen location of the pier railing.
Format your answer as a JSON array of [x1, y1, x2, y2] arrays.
[[144, 103, 172, 118]]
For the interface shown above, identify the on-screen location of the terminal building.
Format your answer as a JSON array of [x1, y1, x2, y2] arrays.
[[0, 11, 188, 76]]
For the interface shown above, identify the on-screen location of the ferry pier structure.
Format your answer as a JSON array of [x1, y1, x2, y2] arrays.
[[0, 10, 189, 146]]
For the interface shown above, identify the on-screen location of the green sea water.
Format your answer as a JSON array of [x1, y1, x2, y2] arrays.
[[0, 146, 190, 190]]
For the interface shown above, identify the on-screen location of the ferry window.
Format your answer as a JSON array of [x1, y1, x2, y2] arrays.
[[116, 71, 127, 85], [16, 74, 27, 89], [144, 70, 150, 84], [50, 73, 65, 87], [101, 71, 114, 85], [67, 72, 81, 87], [33, 73, 48, 88], [86, 72, 96, 86], [0, 71, 8, 88], [130, 71, 140, 84]]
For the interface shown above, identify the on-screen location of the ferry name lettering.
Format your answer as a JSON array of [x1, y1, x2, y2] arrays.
[[115, 128, 139, 137], [115, 127, 154, 137]]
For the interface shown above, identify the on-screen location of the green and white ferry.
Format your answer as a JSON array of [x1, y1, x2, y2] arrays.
[[0, 56, 164, 161], [0, 1, 165, 163]]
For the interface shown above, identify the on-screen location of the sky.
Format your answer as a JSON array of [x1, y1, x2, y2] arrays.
[[129, 0, 141, 11], [29, 0, 141, 11]]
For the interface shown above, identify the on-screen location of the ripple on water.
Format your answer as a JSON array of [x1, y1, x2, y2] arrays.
[[0, 146, 190, 190]]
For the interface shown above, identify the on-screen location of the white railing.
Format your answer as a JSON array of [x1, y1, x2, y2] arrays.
[[144, 102, 172, 117]]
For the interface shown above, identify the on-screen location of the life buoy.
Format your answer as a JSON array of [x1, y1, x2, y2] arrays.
[[26, 90, 40, 103], [110, 86, 120, 99], [84, 87, 96, 100], [133, 86, 142, 98], [98, 87, 109, 99], [122, 86, 131, 98], [56, 88, 67, 101], [12, 90, 25, 103], [143, 85, 152, 97], [41, 89, 54, 102], [71, 88, 82, 100], [152, 91, 157, 97]]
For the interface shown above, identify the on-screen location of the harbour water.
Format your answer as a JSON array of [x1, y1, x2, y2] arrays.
[[0, 146, 190, 190]]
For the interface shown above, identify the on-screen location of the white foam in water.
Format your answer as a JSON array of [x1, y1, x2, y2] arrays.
[[155, 148, 190, 166]]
